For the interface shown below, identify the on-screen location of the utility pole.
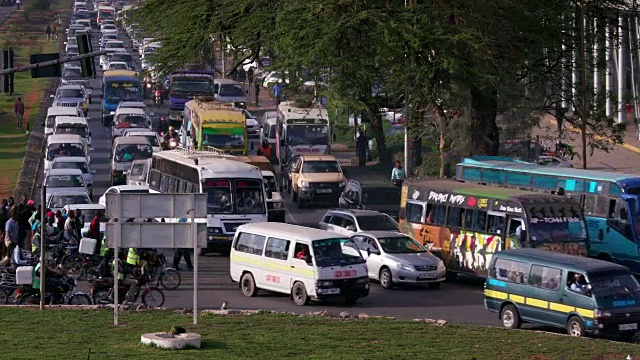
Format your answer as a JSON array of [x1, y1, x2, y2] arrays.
[[579, 0, 588, 169]]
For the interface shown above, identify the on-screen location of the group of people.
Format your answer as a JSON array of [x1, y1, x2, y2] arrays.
[[45, 23, 58, 41]]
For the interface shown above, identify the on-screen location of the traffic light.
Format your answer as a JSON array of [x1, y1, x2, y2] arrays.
[[2, 48, 14, 94], [77, 32, 95, 78]]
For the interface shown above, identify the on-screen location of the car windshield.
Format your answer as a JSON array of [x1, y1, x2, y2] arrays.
[[171, 76, 214, 96], [46, 175, 85, 187], [356, 214, 399, 231], [377, 236, 426, 254], [106, 42, 124, 49], [142, 135, 159, 147], [111, 54, 133, 62], [218, 84, 245, 97], [202, 128, 245, 149], [57, 89, 83, 98], [302, 161, 341, 173], [52, 161, 89, 173], [362, 187, 401, 205], [55, 125, 88, 137], [590, 274, 640, 297], [48, 195, 90, 208], [526, 204, 588, 242], [114, 144, 152, 162], [63, 68, 82, 78], [109, 63, 128, 70], [286, 124, 329, 146], [312, 238, 366, 267], [268, 126, 276, 139], [116, 114, 147, 128], [129, 164, 145, 176], [106, 82, 140, 102], [47, 144, 85, 160]]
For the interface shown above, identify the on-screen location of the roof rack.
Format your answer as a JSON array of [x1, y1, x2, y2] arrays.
[[168, 146, 236, 159], [193, 96, 239, 111]]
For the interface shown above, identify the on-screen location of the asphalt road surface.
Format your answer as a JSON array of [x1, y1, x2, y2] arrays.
[[33, 23, 503, 328]]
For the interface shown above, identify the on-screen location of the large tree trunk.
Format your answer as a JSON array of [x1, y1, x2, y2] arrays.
[[368, 108, 391, 166], [470, 87, 500, 155]]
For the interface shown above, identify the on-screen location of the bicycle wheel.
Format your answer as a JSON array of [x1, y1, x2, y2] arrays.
[[142, 288, 165, 308], [159, 269, 181, 290], [19, 293, 40, 305], [68, 293, 92, 305], [0, 288, 9, 305]]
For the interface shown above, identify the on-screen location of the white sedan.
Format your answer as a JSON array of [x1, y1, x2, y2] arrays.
[[98, 185, 150, 207]]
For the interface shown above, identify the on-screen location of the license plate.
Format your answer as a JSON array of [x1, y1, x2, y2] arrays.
[[317, 189, 332, 194], [324, 288, 340, 295], [619, 323, 638, 331], [419, 273, 438, 280]]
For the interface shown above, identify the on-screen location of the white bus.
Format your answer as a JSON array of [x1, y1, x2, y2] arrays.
[[146, 148, 270, 255], [275, 101, 331, 170]]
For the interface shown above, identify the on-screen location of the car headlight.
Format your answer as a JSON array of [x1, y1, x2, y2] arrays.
[[300, 181, 309, 187], [316, 280, 333, 287], [395, 261, 413, 271], [273, 202, 283, 209], [109, 111, 115, 115], [208, 227, 223, 234]]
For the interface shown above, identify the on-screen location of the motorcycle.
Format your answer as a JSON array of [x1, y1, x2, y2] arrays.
[[89, 273, 165, 308], [145, 253, 181, 290], [161, 136, 179, 150], [17, 274, 91, 305], [154, 90, 163, 106]]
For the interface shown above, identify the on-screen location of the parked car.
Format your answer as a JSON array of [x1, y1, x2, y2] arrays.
[[536, 155, 573, 168], [318, 208, 399, 236], [98, 185, 150, 207], [47, 190, 92, 213]]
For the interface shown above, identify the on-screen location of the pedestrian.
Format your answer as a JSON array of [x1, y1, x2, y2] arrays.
[[257, 139, 272, 160], [52, 24, 57, 40], [247, 67, 254, 84], [237, 68, 246, 83], [1, 208, 19, 266], [254, 80, 260, 106], [7, 197, 14, 211], [14, 97, 24, 129], [391, 160, 407, 188], [15, 0, 20, 9], [273, 81, 282, 105], [55, 210, 65, 233], [355, 130, 368, 168], [173, 248, 193, 271], [0, 199, 7, 259], [45, 24, 52, 41]]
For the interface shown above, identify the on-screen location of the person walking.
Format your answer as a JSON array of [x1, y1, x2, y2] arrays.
[[14, 97, 24, 129], [391, 160, 407, 188], [254, 80, 261, 106], [15, 0, 20, 9], [0, 199, 7, 259], [1, 208, 19, 266], [355, 130, 368, 168], [45, 24, 52, 41], [173, 248, 193, 271], [52, 24, 57, 40], [273, 81, 283, 105], [247, 67, 255, 84]]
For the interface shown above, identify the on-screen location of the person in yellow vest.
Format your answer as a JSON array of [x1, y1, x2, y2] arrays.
[[113, 252, 138, 303], [126, 247, 149, 275], [31, 225, 41, 256]]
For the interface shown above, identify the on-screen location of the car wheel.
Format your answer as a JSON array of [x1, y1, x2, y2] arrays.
[[291, 282, 309, 306], [500, 304, 521, 329], [379, 268, 393, 289], [566, 316, 585, 337], [240, 273, 258, 297]]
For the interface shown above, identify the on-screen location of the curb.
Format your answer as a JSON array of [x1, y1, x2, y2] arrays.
[[548, 118, 640, 155]]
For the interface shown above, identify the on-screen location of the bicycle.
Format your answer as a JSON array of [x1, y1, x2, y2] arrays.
[[145, 253, 181, 290]]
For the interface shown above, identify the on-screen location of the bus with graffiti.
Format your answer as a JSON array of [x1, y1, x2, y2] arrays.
[[398, 179, 589, 277], [455, 156, 640, 274]]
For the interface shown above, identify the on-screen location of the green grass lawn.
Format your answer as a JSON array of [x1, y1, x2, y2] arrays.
[[0, 308, 638, 360]]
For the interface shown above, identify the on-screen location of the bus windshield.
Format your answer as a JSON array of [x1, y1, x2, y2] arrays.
[[171, 76, 214, 96], [204, 179, 265, 215], [114, 144, 153, 162], [312, 238, 365, 267], [47, 144, 85, 160], [105, 81, 140, 102], [286, 124, 329, 146], [202, 127, 245, 149], [525, 204, 587, 242]]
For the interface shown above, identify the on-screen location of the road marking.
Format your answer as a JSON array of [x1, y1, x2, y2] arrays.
[[548, 118, 640, 154]]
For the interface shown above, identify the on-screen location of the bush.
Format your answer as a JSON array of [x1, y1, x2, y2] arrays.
[[30, 0, 51, 11]]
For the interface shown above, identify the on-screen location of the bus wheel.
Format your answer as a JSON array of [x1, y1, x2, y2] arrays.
[[291, 282, 309, 306], [500, 304, 521, 329], [240, 273, 258, 297], [566, 316, 585, 337]]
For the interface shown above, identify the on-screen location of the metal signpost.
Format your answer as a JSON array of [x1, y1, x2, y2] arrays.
[[105, 193, 207, 325]]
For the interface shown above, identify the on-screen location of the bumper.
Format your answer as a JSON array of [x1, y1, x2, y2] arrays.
[[204, 235, 233, 255], [393, 269, 446, 284], [268, 208, 286, 222], [313, 278, 370, 301], [588, 318, 640, 336], [298, 186, 341, 203]]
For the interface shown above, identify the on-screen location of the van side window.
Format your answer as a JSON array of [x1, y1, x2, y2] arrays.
[[265, 237, 290, 260], [490, 258, 529, 284], [234, 232, 266, 255], [293, 242, 312, 265], [406, 201, 424, 223], [529, 265, 561, 291]]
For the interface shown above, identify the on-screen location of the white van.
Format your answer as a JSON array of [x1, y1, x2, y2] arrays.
[[45, 134, 89, 171], [44, 106, 83, 137], [230, 222, 370, 306], [53, 116, 92, 147], [260, 117, 277, 147]]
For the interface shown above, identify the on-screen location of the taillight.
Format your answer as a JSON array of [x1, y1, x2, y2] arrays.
[[116, 122, 131, 129]]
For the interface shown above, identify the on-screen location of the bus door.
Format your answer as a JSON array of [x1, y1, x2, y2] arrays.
[[506, 217, 525, 249]]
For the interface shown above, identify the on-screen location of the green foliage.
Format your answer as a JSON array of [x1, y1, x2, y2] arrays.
[[29, 0, 50, 11]]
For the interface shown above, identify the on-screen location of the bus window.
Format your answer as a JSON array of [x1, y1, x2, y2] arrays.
[[507, 218, 523, 239], [447, 207, 461, 227], [463, 209, 474, 229], [426, 204, 446, 225], [593, 196, 609, 217], [406, 201, 425, 223], [471, 210, 487, 231], [487, 213, 506, 234], [583, 195, 596, 215]]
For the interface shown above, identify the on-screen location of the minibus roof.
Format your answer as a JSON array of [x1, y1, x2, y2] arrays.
[[236, 222, 346, 243], [497, 248, 629, 274]]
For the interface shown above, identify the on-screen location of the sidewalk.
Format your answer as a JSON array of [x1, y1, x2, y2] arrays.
[[535, 115, 640, 173]]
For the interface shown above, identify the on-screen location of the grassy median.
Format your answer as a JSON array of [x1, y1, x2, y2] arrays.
[[0, 308, 638, 359]]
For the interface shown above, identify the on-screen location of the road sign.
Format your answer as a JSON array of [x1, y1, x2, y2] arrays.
[[105, 193, 207, 218], [30, 53, 61, 78], [104, 222, 207, 248]]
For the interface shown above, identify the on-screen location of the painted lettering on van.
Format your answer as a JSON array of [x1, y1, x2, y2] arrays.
[[266, 275, 281, 283], [427, 191, 465, 205], [334, 270, 356, 278]]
